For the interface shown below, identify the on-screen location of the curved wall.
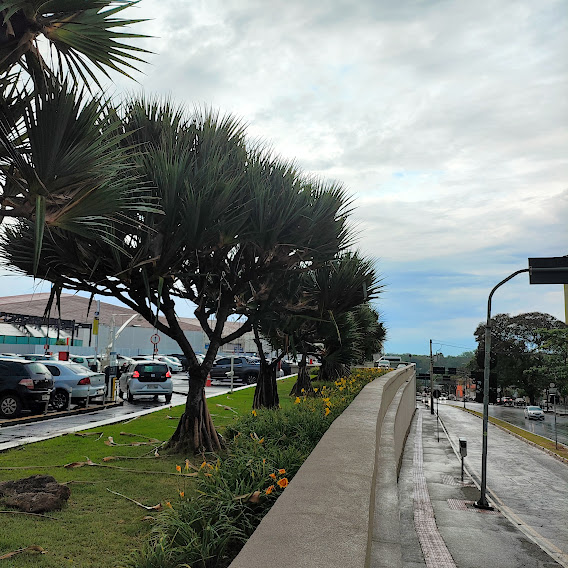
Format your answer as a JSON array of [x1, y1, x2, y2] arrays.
[[229, 366, 416, 568]]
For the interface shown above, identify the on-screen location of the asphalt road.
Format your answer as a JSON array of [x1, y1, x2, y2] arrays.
[[434, 402, 568, 567], [443, 400, 568, 446]]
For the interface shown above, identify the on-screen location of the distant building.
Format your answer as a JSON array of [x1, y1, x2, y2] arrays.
[[0, 293, 258, 358]]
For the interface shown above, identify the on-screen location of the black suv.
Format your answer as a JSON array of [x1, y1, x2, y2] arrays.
[[0, 359, 53, 418], [210, 356, 260, 384]]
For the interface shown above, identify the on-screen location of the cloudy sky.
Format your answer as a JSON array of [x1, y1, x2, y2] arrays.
[[2, 0, 567, 355]]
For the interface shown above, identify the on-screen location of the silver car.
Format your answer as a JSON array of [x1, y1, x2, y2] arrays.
[[524, 405, 545, 421], [44, 361, 106, 411], [118, 361, 173, 403]]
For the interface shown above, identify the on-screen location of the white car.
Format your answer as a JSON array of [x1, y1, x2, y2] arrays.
[[43, 361, 106, 411], [154, 355, 183, 373], [524, 406, 545, 421]]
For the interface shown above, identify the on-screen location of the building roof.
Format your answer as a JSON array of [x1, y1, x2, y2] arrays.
[[0, 293, 203, 332]]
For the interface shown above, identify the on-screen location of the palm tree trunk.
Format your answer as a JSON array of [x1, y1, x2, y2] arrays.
[[166, 366, 222, 454], [290, 349, 313, 396], [252, 323, 280, 409]]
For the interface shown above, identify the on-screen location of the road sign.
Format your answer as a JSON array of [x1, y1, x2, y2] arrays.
[[529, 256, 568, 284], [433, 366, 445, 375], [150, 333, 160, 345]]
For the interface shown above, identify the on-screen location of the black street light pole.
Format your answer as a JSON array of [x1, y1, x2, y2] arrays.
[[475, 268, 529, 510]]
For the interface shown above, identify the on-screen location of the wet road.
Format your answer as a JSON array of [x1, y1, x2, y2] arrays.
[[448, 400, 568, 446]]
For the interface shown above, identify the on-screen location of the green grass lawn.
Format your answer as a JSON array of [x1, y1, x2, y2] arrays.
[[0, 377, 299, 567]]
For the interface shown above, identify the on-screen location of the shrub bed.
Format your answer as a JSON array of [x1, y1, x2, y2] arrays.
[[130, 368, 385, 568]]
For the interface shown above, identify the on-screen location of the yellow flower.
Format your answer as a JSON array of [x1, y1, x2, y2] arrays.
[[258, 437, 264, 444], [176, 465, 182, 473], [251, 409, 257, 417], [265, 485, 275, 495], [314, 387, 318, 392], [294, 397, 301, 404], [179, 491, 185, 498], [278, 468, 286, 475], [325, 407, 331, 416], [277, 478, 289, 488], [301, 388, 305, 393], [200, 461, 208, 469]]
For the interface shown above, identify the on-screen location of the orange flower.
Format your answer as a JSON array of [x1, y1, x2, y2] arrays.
[[200, 461, 208, 469], [251, 409, 257, 417], [165, 501, 172, 508], [179, 491, 185, 498], [258, 437, 264, 444], [278, 468, 286, 475], [269, 472, 277, 479], [265, 485, 275, 495], [277, 478, 289, 489], [176, 465, 182, 473]]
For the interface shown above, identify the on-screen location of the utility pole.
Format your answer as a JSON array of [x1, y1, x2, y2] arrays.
[[429, 339, 434, 415]]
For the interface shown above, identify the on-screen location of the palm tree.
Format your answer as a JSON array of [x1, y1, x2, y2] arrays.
[[287, 253, 383, 396], [318, 303, 386, 382], [0, 0, 149, 88], [0, 0, 151, 268], [1, 97, 353, 454]]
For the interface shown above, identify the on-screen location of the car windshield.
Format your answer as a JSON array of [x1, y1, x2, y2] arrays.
[[528, 406, 541, 411]]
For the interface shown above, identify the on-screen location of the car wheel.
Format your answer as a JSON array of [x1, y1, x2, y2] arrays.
[[243, 373, 256, 385], [127, 388, 134, 403], [0, 393, 22, 418], [165, 394, 172, 403], [50, 389, 69, 412]]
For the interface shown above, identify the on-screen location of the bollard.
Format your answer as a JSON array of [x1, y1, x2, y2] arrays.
[[459, 438, 467, 482]]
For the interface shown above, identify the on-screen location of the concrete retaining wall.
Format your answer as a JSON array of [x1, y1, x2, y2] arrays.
[[229, 366, 416, 568]]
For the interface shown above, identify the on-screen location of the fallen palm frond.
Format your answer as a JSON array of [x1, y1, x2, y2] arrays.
[[216, 404, 238, 414], [106, 489, 163, 511]]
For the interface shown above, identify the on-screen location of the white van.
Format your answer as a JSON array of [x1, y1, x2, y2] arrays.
[[377, 360, 391, 369]]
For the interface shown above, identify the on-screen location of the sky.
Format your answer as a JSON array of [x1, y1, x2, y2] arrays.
[[1, 0, 567, 356]]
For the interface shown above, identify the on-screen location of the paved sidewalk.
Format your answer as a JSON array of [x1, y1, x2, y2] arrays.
[[398, 407, 561, 568]]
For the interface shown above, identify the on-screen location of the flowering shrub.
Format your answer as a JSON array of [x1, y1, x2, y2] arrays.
[[131, 368, 385, 568]]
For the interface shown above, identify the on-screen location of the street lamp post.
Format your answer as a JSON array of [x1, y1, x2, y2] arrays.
[[475, 268, 529, 510]]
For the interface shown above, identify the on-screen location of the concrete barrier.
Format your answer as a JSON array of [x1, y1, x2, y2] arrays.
[[229, 366, 416, 568]]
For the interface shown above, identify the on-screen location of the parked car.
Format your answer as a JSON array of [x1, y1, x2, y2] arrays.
[[153, 355, 183, 373], [0, 358, 53, 418], [43, 361, 106, 411], [20, 353, 57, 361], [524, 406, 545, 421], [515, 397, 526, 406], [69, 354, 99, 371], [118, 361, 173, 403], [210, 356, 260, 384]]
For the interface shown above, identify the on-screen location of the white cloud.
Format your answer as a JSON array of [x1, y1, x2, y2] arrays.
[[2, 0, 567, 355]]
